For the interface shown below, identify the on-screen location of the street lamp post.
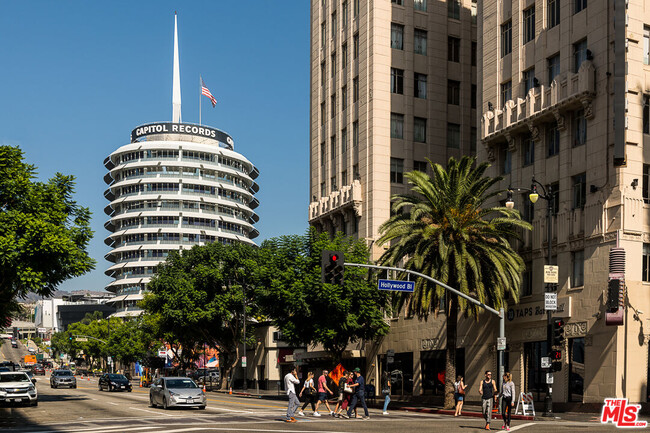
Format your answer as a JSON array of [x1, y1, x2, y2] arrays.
[[506, 177, 555, 417], [242, 275, 247, 392]]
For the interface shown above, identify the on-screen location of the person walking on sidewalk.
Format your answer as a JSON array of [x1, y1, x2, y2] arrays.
[[333, 370, 349, 417], [347, 368, 369, 419], [298, 371, 317, 416], [478, 370, 497, 430], [498, 372, 515, 431], [454, 375, 467, 417], [284, 366, 300, 423], [381, 371, 391, 415], [314, 369, 334, 416]]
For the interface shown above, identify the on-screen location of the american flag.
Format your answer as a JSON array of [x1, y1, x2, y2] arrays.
[[201, 78, 217, 107]]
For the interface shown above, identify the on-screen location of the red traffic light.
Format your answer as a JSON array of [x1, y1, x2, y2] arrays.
[[331, 254, 339, 262], [553, 319, 564, 327]]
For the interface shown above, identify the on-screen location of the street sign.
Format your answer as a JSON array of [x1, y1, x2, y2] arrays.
[[544, 265, 559, 284], [158, 350, 167, 358], [497, 337, 506, 351], [378, 279, 415, 292], [37, 328, 46, 333], [546, 372, 554, 384], [75, 337, 88, 342], [541, 357, 551, 369], [242, 356, 247, 368], [544, 293, 557, 311]]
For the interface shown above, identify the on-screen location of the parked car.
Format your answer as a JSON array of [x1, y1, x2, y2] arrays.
[[149, 377, 206, 410], [50, 370, 77, 389], [31, 364, 45, 376], [98, 373, 132, 392], [0, 371, 38, 406]]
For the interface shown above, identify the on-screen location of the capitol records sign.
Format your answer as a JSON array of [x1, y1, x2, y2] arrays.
[[131, 122, 234, 150], [507, 297, 572, 323]]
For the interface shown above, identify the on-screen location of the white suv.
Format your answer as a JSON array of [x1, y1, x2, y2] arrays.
[[0, 371, 38, 406]]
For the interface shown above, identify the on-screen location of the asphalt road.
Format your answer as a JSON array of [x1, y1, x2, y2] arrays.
[[0, 342, 626, 432]]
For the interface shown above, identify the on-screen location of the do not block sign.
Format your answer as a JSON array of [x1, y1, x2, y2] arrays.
[[378, 279, 415, 292]]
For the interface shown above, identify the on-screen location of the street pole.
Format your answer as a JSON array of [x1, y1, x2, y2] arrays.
[[543, 185, 554, 417], [242, 276, 247, 392]]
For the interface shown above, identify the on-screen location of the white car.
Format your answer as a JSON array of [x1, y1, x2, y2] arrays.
[[0, 371, 38, 406], [28, 347, 36, 354]]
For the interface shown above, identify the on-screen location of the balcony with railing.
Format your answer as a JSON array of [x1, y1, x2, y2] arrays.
[[309, 179, 362, 221]]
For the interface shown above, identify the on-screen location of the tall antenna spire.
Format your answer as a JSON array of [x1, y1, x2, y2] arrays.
[[172, 12, 182, 123]]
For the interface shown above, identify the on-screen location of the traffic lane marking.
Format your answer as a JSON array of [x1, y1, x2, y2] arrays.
[[509, 423, 537, 431], [128, 406, 176, 417]]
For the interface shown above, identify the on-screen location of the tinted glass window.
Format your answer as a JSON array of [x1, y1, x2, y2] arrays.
[[165, 379, 198, 389], [108, 374, 127, 380], [0, 373, 30, 382], [54, 370, 73, 376]]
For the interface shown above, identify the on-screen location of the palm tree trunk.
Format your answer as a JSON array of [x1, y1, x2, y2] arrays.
[[444, 294, 458, 409]]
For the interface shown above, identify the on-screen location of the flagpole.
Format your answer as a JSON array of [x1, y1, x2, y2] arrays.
[[199, 75, 202, 125]]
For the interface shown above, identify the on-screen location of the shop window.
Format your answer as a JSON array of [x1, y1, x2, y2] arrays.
[[569, 338, 585, 402], [524, 341, 549, 401], [421, 348, 465, 396]]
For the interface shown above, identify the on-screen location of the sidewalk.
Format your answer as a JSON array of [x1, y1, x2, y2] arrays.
[[210, 388, 600, 423]]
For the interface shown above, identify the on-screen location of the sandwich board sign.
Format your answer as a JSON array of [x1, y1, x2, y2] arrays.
[[515, 392, 536, 416]]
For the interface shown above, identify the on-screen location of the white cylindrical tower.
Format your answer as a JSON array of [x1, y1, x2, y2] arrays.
[[103, 122, 260, 316]]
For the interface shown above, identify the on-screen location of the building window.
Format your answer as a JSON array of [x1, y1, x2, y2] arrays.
[[320, 142, 326, 165], [342, 1, 348, 27], [550, 182, 559, 214], [448, 80, 460, 105], [414, 0, 427, 11], [321, 62, 326, 87], [571, 250, 584, 287], [341, 128, 348, 154], [523, 6, 535, 44], [575, 0, 586, 13], [573, 109, 587, 146], [501, 81, 512, 108], [471, 0, 477, 23], [331, 136, 337, 161], [414, 160, 427, 172], [391, 113, 404, 139], [643, 164, 650, 204], [522, 263, 533, 296], [501, 145, 512, 174], [448, 36, 460, 62], [331, 176, 337, 191], [521, 193, 534, 222], [391, 0, 403, 4], [448, 0, 460, 19], [643, 26, 650, 65], [415, 73, 427, 99], [523, 134, 535, 166], [342, 85, 348, 111], [414, 117, 427, 143], [470, 127, 477, 153], [331, 94, 336, 118], [321, 182, 326, 197], [447, 123, 461, 148], [574, 39, 588, 72], [501, 21, 512, 57], [391, 68, 404, 94], [414, 29, 427, 55], [320, 102, 326, 125], [523, 68, 536, 94], [331, 53, 337, 78], [321, 21, 326, 47], [353, 163, 359, 180], [471, 84, 477, 109], [354, 0, 359, 16], [341, 170, 348, 186], [332, 12, 337, 36], [548, 54, 560, 84], [342, 44, 348, 69], [547, 123, 560, 157], [643, 243, 650, 282], [353, 121, 359, 147], [353, 76, 359, 102], [471, 41, 477, 66], [572, 173, 586, 209], [644, 95, 650, 134], [353, 33, 359, 58], [548, 0, 560, 28], [391, 23, 404, 50], [390, 158, 404, 183]]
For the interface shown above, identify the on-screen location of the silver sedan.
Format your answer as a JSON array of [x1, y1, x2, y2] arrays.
[[149, 377, 206, 410]]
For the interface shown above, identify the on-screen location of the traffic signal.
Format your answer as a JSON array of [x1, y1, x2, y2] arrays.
[[321, 250, 345, 285], [549, 349, 562, 361], [552, 318, 565, 346], [552, 361, 562, 372], [607, 278, 622, 313], [69, 336, 73, 341]]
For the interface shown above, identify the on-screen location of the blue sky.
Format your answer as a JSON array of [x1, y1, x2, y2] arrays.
[[0, 2, 310, 292]]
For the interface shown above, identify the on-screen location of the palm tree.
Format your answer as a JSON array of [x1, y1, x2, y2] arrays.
[[377, 156, 531, 409]]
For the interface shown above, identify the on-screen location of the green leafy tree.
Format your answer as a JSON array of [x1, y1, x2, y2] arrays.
[[0, 146, 95, 319], [141, 242, 260, 384], [377, 156, 531, 408], [255, 230, 390, 361]]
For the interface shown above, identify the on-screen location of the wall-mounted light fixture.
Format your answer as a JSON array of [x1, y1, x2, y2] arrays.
[[631, 179, 639, 189], [488, 102, 494, 111]]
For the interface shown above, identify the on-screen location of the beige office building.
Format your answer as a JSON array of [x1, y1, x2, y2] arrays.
[[478, 0, 650, 405]]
